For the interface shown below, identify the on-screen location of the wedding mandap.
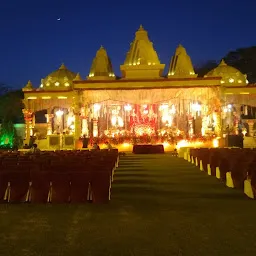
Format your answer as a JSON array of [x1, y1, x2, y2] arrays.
[[22, 25, 256, 150]]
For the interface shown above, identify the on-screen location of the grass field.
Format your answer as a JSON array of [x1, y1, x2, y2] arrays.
[[1, 154, 256, 256]]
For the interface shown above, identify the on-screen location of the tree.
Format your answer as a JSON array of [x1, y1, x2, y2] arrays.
[[195, 60, 218, 77], [0, 118, 16, 148], [0, 89, 24, 123], [0, 83, 9, 96], [223, 46, 256, 83]]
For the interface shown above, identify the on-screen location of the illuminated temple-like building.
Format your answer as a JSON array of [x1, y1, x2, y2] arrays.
[[22, 25, 256, 149]]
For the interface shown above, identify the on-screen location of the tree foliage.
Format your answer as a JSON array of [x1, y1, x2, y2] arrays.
[[195, 46, 256, 82], [0, 83, 9, 96], [0, 119, 16, 148], [0, 88, 24, 123], [195, 60, 218, 77], [224, 46, 256, 83]]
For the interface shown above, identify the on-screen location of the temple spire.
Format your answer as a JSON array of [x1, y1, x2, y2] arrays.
[[87, 46, 115, 80], [22, 80, 33, 91], [168, 44, 197, 78], [120, 26, 165, 79]]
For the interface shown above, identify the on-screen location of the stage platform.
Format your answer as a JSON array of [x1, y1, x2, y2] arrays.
[[132, 144, 164, 154]]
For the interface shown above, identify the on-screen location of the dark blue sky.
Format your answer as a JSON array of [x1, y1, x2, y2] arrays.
[[1, 0, 256, 89]]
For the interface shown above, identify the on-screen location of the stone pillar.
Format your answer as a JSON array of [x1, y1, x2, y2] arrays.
[[82, 118, 89, 136], [92, 118, 98, 137], [45, 112, 54, 135], [22, 109, 33, 143], [248, 120, 254, 137], [74, 114, 82, 140], [214, 112, 222, 137], [234, 116, 239, 135], [72, 90, 82, 141]]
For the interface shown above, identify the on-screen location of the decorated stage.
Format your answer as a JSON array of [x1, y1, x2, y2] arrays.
[[33, 134, 216, 152]]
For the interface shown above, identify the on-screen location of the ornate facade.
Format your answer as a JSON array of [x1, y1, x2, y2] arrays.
[[22, 25, 256, 149]]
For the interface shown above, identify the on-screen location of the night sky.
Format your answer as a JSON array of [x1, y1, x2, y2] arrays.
[[1, 0, 256, 89]]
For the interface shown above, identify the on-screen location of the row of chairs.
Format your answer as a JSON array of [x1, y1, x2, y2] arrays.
[[0, 149, 119, 203], [187, 148, 256, 199]]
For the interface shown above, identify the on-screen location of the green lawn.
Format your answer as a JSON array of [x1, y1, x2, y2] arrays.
[[1, 154, 256, 256]]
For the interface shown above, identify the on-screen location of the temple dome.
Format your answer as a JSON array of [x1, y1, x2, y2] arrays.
[[205, 59, 248, 86], [168, 44, 197, 78], [40, 63, 77, 90], [120, 25, 165, 79], [87, 46, 115, 80]]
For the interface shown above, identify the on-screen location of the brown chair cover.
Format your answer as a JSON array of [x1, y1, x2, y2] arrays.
[[8, 171, 30, 202], [90, 171, 111, 203], [0, 171, 9, 201], [51, 172, 70, 203], [70, 172, 90, 203], [30, 171, 51, 203]]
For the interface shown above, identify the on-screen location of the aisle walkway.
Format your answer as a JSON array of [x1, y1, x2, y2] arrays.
[[112, 153, 245, 204]]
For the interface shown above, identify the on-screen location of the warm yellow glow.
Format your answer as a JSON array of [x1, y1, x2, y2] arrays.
[[159, 104, 168, 111], [176, 140, 188, 149], [118, 117, 124, 127], [55, 82, 60, 86], [122, 143, 131, 148], [40, 84, 43, 88], [111, 116, 117, 126], [163, 142, 172, 150], [27, 97, 37, 99], [67, 116, 75, 127], [240, 92, 249, 95], [93, 130, 98, 137], [64, 82, 70, 87], [192, 102, 201, 112], [229, 78, 234, 83], [213, 138, 219, 148], [42, 96, 51, 99], [58, 96, 67, 99], [93, 103, 101, 112], [176, 140, 204, 149], [56, 110, 64, 117], [124, 104, 132, 111]]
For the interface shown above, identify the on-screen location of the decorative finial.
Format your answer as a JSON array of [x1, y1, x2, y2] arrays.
[[23, 80, 33, 91], [139, 24, 144, 31], [220, 59, 227, 66], [26, 80, 33, 88], [59, 63, 66, 69], [73, 72, 82, 81]]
